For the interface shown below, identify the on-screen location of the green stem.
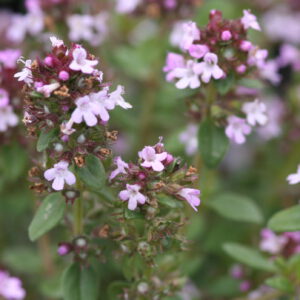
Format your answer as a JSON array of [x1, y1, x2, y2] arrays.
[[73, 196, 83, 236]]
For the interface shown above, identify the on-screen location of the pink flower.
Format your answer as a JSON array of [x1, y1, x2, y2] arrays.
[[115, 0, 141, 14], [89, 90, 113, 122], [172, 60, 201, 89], [0, 89, 9, 107], [179, 124, 198, 156], [69, 47, 98, 74], [248, 48, 268, 68], [36, 82, 60, 97], [50, 36, 64, 48], [179, 21, 200, 50], [44, 161, 76, 191], [163, 53, 185, 82], [14, 59, 33, 84], [241, 10, 261, 31], [188, 44, 209, 59], [242, 99, 268, 126], [230, 264, 244, 279], [0, 106, 18, 132], [139, 146, 167, 172], [67, 15, 94, 42], [71, 95, 99, 126], [109, 156, 129, 180], [221, 30, 232, 41], [259, 60, 281, 85], [0, 271, 26, 300], [0, 49, 21, 69], [194, 52, 224, 83], [108, 85, 132, 109], [178, 188, 200, 211], [119, 184, 147, 210], [240, 40, 253, 52], [287, 165, 300, 185], [240, 280, 251, 292], [225, 116, 251, 144], [259, 229, 287, 255]]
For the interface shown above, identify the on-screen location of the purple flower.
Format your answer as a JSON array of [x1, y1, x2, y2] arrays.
[[69, 47, 98, 74], [119, 184, 147, 210], [172, 60, 201, 89], [230, 264, 244, 279], [0, 106, 18, 132], [36, 82, 60, 98], [108, 85, 132, 109], [287, 165, 300, 185], [178, 188, 200, 211], [242, 99, 268, 126], [163, 52, 185, 82], [44, 161, 76, 191], [0, 49, 21, 69], [188, 44, 209, 59], [248, 48, 268, 68], [71, 95, 99, 126], [194, 52, 224, 83], [240, 280, 251, 292], [259, 229, 287, 255], [259, 60, 281, 85], [139, 146, 167, 172], [225, 116, 251, 144], [0, 89, 9, 107], [0, 271, 26, 300], [179, 21, 200, 50], [277, 44, 300, 69], [109, 156, 129, 181], [241, 10, 261, 31]]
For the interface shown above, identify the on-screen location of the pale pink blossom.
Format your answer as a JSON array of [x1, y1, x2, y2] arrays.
[[67, 15, 94, 42], [14, 59, 33, 84], [172, 60, 201, 89], [36, 82, 60, 98], [89, 90, 113, 122], [50, 36, 64, 48], [108, 85, 132, 109], [26, 12, 44, 35], [179, 124, 198, 156], [109, 156, 129, 180], [242, 99, 268, 126], [194, 52, 224, 83], [0, 89, 9, 107], [287, 165, 300, 185], [71, 95, 99, 126], [139, 146, 168, 172], [277, 44, 300, 70], [0, 106, 18, 132], [119, 184, 147, 210], [179, 21, 200, 50], [0, 271, 26, 300], [241, 10, 261, 31], [225, 116, 251, 144], [0, 49, 21, 69], [248, 48, 268, 68], [178, 188, 200, 211], [60, 120, 76, 136], [69, 47, 98, 74], [115, 0, 141, 14], [188, 44, 209, 59], [163, 52, 185, 82], [259, 229, 287, 255], [44, 161, 76, 191], [259, 60, 281, 85], [6, 15, 27, 43]]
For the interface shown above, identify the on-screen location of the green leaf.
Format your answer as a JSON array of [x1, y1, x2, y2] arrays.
[[223, 243, 276, 272], [37, 128, 57, 152], [157, 194, 183, 209], [208, 193, 263, 224], [124, 208, 143, 220], [107, 281, 130, 300], [28, 193, 65, 241], [268, 205, 300, 232], [265, 276, 294, 293], [198, 119, 229, 168], [62, 263, 99, 300], [75, 154, 106, 191], [215, 72, 235, 95]]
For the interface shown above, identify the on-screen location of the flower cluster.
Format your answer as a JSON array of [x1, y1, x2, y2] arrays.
[[115, 0, 201, 18], [0, 270, 26, 300], [110, 139, 201, 211], [18, 37, 131, 192]]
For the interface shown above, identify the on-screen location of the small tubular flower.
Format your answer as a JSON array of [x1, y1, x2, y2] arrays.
[[178, 188, 201, 211], [69, 47, 98, 74], [242, 99, 268, 126], [110, 156, 129, 181], [225, 116, 251, 144], [119, 184, 147, 210], [139, 146, 168, 172]]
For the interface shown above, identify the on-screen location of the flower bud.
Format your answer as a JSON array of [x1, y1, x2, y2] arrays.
[[57, 243, 72, 256], [221, 30, 232, 41], [59, 70, 70, 81], [236, 64, 247, 74], [240, 40, 252, 51], [164, 153, 174, 165], [74, 236, 88, 248], [44, 56, 53, 67], [137, 282, 149, 294]]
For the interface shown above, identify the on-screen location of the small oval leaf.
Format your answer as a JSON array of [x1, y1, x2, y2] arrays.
[[208, 193, 263, 224], [29, 192, 65, 241], [223, 242, 276, 272], [37, 128, 57, 152], [198, 119, 229, 168], [268, 205, 300, 232]]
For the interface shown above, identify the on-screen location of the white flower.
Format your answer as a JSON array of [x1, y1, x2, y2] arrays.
[[259, 60, 281, 85], [115, 0, 141, 14], [89, 90, 114, 122], [241, 9, 261, 31], [44, 161, 76, 191], [108, 85, 132, 109], [242, 99, 268, 126], [6, 15, 27, 43], [50, 36, 64, 48], [36, 82, 60, 98], [260, 229, 287, 255], [194, 52, 224, 83], [69, 47, 98, 74], [109, 156, 129, 180], [179, 21, 200, 50], [71, 95, 99, 127], [287, 165, 300, 185], [67, 14, 94, 42], [14, 59, 33, 84], [225, 116, 252, 144], [172, 60, 201, 89], [0, 106, 18, 132], [25, 12, 44, 35], [119, 184, 147, 210]]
